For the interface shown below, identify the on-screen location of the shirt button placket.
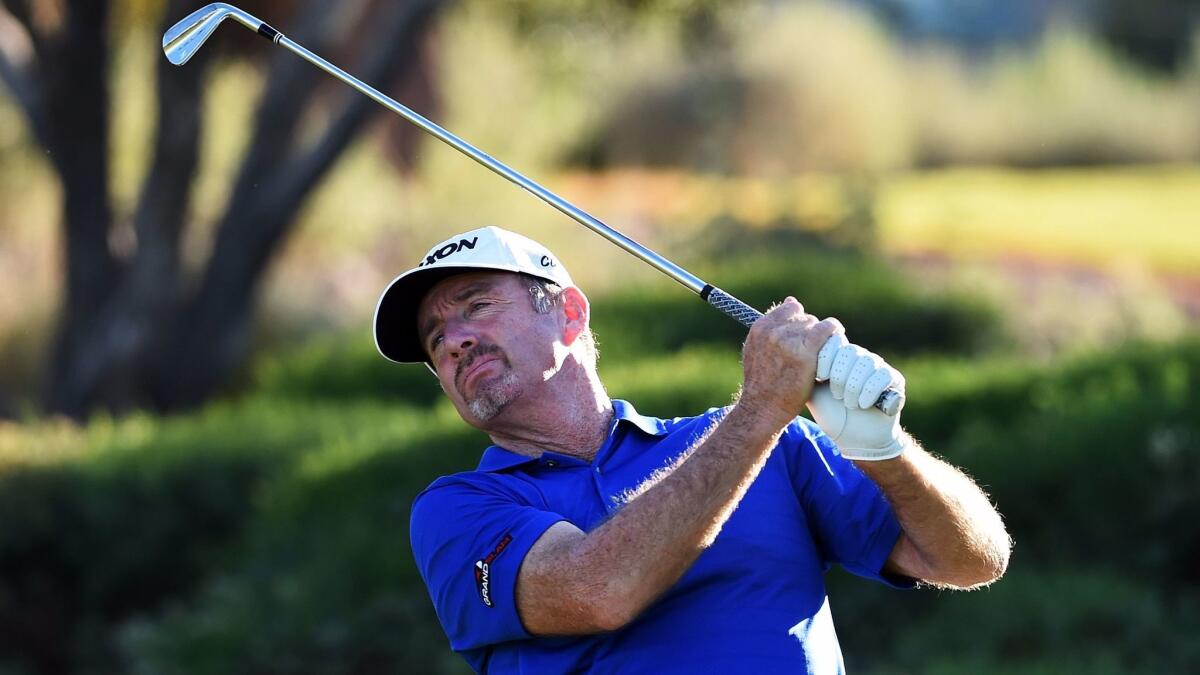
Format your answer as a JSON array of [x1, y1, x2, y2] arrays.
[[592, 464, 609, 510]]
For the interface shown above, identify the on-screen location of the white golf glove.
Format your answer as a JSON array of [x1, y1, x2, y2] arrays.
[[809, 334, 908, 461]]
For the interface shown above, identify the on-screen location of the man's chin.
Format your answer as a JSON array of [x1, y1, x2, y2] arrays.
[[464, 372, 521, 423]]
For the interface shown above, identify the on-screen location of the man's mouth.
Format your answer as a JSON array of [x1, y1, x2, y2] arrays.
[[456, 346, 506, 393], [460, 356, 501, 389]]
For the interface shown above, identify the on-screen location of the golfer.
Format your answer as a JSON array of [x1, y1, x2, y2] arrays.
[[375, 226, 1011, 673]]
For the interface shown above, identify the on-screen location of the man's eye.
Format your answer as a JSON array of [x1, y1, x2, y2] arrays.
[[469, 301, 490, 313], [430, 335, 443, 351]]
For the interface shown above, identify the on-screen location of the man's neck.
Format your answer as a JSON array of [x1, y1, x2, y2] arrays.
[[484, 365, 614, 462]]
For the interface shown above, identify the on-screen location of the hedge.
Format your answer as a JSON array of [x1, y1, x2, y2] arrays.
[[0, 313, 1193, 673]]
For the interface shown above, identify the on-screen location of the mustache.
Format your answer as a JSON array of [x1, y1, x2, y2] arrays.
[[455, 343, 507, 387]]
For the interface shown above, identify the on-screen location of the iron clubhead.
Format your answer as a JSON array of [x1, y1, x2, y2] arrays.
[[163, 3, 263, 65]]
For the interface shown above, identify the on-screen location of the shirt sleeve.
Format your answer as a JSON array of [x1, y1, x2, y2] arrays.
[[410, 476, 566, 651], [783, 419, 912, 589]]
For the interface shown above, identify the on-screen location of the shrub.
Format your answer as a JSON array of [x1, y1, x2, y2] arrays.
[[907, 339, 1200, 577], [253, 336, 443, 407], [0, 325, 1195, 673], [0, 454, 267, 673], [0, 398, 480, 674], [592, 246, 1003, 361], [832, 566, 1199, 674], [830, 338, 1200, 673], [121, 421, 486, 675]]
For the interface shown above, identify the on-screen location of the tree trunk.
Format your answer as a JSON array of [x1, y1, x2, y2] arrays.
[[3, 0, 445, 419], [19, 0, 123, 418], [154, 0, 445, 409]]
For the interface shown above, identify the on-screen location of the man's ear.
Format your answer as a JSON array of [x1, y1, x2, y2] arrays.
[[559, 287, 590, 346]]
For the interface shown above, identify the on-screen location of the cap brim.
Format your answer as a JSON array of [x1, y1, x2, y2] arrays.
[[373, 263, 559, 364]]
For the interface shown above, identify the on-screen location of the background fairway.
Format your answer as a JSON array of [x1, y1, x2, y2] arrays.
[[876, 165, 1200, 273]]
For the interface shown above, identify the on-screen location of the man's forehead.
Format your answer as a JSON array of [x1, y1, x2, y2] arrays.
[[418, 271, 520, 317]]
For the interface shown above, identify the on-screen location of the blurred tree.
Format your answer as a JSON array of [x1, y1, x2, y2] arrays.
[[497, 0, 744, 54], [0, 0, 444, 419], [1095, 0, 1198, 72]]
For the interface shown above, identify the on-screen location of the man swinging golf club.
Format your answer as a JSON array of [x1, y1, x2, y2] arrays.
[[163, 7, 1007, 670], [375, 226, 1011, 674]]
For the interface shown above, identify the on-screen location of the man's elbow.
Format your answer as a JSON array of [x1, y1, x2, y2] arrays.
[[948, 555, 1008, 589], [980, 525, 1014, 583], [521, 587, 636, 636], [587, 593, 640, 632], [941, 535, 1013, 589]]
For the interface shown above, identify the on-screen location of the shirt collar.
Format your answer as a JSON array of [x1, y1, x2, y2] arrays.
[[476, 447, 537, 472], [611, 398, 668, 437], [475, 399, 667, 472]]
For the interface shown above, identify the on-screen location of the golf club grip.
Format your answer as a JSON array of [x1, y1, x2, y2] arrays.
[[702, 286, 903, 416], [703, 285, 763, 328]]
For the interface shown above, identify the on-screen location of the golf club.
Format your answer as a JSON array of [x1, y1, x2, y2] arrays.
[[162, 2, 903, 416]]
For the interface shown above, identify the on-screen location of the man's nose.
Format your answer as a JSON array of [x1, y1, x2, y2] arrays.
[[443, 320, 476, 359]]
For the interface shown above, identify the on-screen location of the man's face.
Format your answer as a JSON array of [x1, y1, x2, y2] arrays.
[[416, 272, 561, 426]]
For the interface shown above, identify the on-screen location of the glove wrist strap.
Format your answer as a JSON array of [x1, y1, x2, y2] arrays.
[[839, 434, 910, 462]]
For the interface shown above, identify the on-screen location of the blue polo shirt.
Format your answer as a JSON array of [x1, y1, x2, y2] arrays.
[[409, 400, 907, 674]]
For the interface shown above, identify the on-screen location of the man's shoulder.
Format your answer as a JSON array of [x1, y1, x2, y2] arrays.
[[414, 467, 507, 503], [410, 451, 549, 511]]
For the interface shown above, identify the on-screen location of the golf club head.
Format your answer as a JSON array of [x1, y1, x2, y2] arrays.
[[163, 3, 262, 65]]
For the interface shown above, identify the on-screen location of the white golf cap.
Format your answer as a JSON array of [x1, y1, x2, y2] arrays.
[[374, 226, 574, 363]]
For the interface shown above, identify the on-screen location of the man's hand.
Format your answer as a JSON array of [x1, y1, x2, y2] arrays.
[[740, 298, 843, 426], [809, 334, 907, 461], [808, 335, 1010, 586]]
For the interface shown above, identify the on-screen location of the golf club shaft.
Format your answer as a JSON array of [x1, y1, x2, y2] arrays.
[[246, 18, 902, 415], [276, 35, 709, 292]]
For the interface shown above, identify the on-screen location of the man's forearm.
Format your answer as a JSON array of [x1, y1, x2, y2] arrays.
[[561, 402, 791, 628], [518, 300, 837, 635], [858, 438, 1011, 588]]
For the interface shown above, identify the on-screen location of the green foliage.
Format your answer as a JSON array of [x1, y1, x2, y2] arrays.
[[2, 312, 1197, 673], [593, 245, 1003, 361], [121, 421, 485, 675], [828, 337, 1200, 674], [905, 339, 1200, 579], [833, 567, 1200, 674], [602, 345, 741, 417], [1094, 0, 1199, 72], [0, 451, 268, 671], [254, 336, 443, 406]]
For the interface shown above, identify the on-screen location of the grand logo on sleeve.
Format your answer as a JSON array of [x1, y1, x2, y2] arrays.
[[474, 533, 513, 608]]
